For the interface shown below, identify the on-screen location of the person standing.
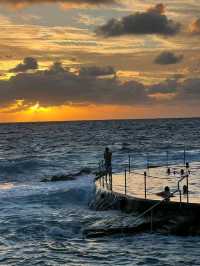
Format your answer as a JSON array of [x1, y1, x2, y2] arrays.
[[104, 147, 112, 178]]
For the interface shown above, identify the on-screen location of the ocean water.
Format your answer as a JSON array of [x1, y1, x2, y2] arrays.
[[0, 118, 200, 265]]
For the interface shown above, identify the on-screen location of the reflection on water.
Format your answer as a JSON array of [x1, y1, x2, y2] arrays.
[[0, 182, 14, 190]]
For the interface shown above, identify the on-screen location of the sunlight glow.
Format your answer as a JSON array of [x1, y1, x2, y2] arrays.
[[27, 102, 51, 114]]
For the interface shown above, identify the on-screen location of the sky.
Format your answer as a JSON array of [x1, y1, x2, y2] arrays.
[[0, 0, 199, 122]]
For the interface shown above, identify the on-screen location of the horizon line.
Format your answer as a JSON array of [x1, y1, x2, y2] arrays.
[[0, 116, 200, 125]]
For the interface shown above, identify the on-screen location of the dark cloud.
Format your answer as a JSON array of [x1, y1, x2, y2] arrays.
[[148, 79, 178, 94], [0, 60, 199, 110], [0, 61, 150, 107], [96, 4, 180, 37], [10, 57, 38, 72], [148, 78, 200, 104], [45, 61, 67, 74], [79, 66, 116, 77], [154, 51, 183, 65], [175, 79, 200, 102]]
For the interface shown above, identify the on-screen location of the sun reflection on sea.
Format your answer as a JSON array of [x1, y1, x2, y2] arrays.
[[0, 182, 15, 190]]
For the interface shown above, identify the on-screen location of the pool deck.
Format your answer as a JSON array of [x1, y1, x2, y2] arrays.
[[89, 162, 200, 237], [96, 162, 200, 205]]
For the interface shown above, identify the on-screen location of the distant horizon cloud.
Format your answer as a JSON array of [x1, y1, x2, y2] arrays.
[[0, 61, 150, 108], [96, 3, 181, 37], [154, 51, 183, 65], [0, 59, 199, 112]]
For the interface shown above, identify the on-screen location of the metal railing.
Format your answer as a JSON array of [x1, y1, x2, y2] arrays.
[[131, 188, 180, 233], [94, 150, 200, 235], [177, 173, 189, 203], [96, 155, 195, 234], [130, 168, 190, 233], [127, 149, 191, 175], [97, 157, 190, 203]]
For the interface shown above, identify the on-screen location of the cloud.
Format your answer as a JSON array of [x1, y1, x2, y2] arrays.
[[0, 0, 119, 9], [0, 59, 199, 111], [148, 78, 200, 104], [147, 3, 165, 14], [96, 3, 180, 37], [0, 61, 150, 107], [154, 51, 183, 65], [77, 14, 105, 26], [175, 79, 200, 102], [189, 18, 200, 34], [79, 66, 116, 77], [148, 79, 179, 94], [10, 57, 38, 72]]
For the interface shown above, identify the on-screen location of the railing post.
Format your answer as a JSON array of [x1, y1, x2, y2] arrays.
[[178, 180, 181, 203], [110, 171, 113, 191], [144, 171, 147, 199], [186, 174, 189, 203], [146, 153, 149, 171], [125, 169, 127, 195], [179, 190, 182, 204], [184, 146, 186, 166], [166, 150, 169, 168], [128, 155, 131, 174]]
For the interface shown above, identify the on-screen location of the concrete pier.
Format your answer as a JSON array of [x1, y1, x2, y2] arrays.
[[88, 162, 200, 237]]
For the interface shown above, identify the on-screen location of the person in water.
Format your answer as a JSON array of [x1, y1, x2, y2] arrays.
[[156, 186, 171, 201], [104, 147, 112, 177]]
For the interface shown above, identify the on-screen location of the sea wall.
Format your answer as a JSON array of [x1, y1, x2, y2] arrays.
[[89, 186, 200, 235], [92, 187, 200, 213]]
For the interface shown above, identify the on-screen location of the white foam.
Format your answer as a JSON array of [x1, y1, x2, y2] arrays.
[[0, 175, 94, 200]]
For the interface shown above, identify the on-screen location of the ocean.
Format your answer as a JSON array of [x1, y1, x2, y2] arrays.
[[0, 118, 200, 265]]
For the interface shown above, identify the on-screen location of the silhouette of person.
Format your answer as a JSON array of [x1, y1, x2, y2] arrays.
[[183, 185, 188, 195], [104, 147, 112, 177], [156, 186, 171, 201]]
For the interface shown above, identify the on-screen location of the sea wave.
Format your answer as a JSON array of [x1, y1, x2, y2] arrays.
[[0, 175, 95, 205], [0, 154, 94, 182]]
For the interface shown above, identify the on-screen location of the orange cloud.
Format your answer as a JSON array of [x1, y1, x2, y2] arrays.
[[147, 3, 165, 15], [1, 103, 199, 123], [189, 18, 200, 34], [0, 0, 119, 9], [0, 104, 161, 122]]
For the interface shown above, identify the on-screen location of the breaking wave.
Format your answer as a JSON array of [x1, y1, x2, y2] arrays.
[[0, 174, 95, 206]]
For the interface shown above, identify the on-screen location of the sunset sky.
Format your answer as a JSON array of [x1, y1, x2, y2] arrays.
[[0, 0, 199, 122]]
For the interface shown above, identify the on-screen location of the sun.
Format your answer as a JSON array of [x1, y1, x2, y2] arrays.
[[28, 102, 50, 113]]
